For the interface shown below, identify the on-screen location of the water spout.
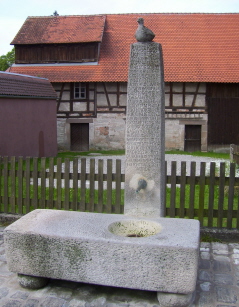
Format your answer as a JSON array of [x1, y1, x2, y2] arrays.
[[136, 178, 147, 193]]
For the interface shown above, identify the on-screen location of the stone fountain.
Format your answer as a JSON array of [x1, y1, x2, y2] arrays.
[[4, 18, 200, 307]]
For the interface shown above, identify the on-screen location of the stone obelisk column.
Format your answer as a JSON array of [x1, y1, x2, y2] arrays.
[[124, 18, 165, 218]]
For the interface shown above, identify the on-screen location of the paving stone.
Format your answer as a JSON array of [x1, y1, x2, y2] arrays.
[[106, 304, 130, 307], [47, 287, 73, 300], [199, 258, 211, 270], [68, 298, 86, 307], [229, 243, 239, 250], [40, 296, 67, 307], [0, 287, 9, 299], [200, 251, 210, 260], [213, 256, 231, 272], [199, 270, 212, 281], [0, 246, 5, 255], [232, 259, 239, 265], [215, 286, 237, 304], [200, 282, 212, 291], [214, 273, 234, 285], [22, 299, 40, 307], [0, 254, 7, 262], [11, 291, 29, 300], [198, 292, 215, 306], [212, 243, 229, 255], [86, 297, 107, 307], [200, 242, 211, 249], [2, 300, 22, 307]]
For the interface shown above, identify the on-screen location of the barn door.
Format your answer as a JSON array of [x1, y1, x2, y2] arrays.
[[184, 125, 201, 152], [70, 123, 89, 151], [208, 98, 239, 145]]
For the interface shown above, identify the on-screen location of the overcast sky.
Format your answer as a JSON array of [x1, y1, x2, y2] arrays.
[[1, 0, 239, 55]]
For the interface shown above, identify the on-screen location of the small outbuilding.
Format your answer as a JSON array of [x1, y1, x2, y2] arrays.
[[0, 71, 57, 157]]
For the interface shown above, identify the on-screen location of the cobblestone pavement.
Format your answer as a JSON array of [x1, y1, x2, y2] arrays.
[[0, 226, 239, 307]]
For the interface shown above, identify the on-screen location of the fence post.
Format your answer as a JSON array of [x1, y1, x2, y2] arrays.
[[10, 156, 16, 214], [72, 158, 79, 211], [40, 157, 46, 210], [115, 159, 122, 214], [169, 161, 177, 218], [48, 157, 54, 209], [179, 161, 186, 218], [106, 159, 112, 213], [208, 162, 216, 227], [217, 162, 225, 228], [79, 158, 86, 212], [56, 158, 62, 210], [97, 159, 104, 213], [3, 157, 8, 213], [198, 162, 206, 226], [89, 159, 95, 212], [227, 163, 235, 229], [25, 157, 31, 214], [189, 162, 196, 219]]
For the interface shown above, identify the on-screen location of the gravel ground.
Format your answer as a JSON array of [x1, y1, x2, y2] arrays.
[[40, 154, 232, 189], [72, 154, 230, 176]]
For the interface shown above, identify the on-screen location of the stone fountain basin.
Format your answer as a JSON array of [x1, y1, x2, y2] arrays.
[[4, 209, 200, 294]]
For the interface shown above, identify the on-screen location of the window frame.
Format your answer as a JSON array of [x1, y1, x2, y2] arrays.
[[73, 82, 87, 100]]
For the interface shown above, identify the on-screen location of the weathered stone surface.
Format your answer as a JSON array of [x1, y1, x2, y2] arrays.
[[199, 282, 212, 292], [18, 274, 49, 290], [124, 42, 165, 218], [157, 291, 193, 307], [198, 292, 215, 306], [215, 286, 237, 304], [40, 296, 67, 307], [213, 256, 231, 272], [199, 270, 212, 282], [214, 273, 233, 285], [4, 209, 200, 294], [23, 299, 40, 307], [2, 300, 22, 307]]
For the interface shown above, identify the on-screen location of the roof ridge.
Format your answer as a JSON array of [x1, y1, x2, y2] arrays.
[[26, 14, 106, 19], [25, 12, 239, 19], [0, 71, 48, 80]]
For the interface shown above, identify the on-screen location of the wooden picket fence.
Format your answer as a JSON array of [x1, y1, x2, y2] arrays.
[[0, 156, 239, 229], [230, 144, 239, 165]]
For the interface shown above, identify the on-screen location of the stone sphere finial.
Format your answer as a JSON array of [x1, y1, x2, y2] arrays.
[[135, 18, 155, 42]]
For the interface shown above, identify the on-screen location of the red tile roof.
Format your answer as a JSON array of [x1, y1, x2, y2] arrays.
[[9, 13, 239, 83], [0, 72, 57, 99], [11, 15, 106, 44]]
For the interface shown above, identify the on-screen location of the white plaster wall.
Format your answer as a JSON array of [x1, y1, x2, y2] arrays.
[[90, 113, 126, 150], [57, 118, 68, 150], [55, 82, 208, 152], [57, 115, 207, 152], [165, 119, 185, 151]]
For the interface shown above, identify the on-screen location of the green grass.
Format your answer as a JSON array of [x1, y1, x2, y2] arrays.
[[0, 150, 230, 171], [58, 149, 230, 160], [0, 149, 237, 229], [200, 234, 222, 243], [57, 150, 125, 159], [1, 175, 239, 228]]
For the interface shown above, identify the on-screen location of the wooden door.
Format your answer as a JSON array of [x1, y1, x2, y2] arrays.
[[184, 125, 201, 152], [70, 123, 89, 151], [207, 98, 239, 145]]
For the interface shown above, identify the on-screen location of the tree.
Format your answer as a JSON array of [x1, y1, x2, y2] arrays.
[[0, 48, 15, 71]]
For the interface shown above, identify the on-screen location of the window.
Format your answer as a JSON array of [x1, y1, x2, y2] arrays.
[[74, 83, 86, 99]]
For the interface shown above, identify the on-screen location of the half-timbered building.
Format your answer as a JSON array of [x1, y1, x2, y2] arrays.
[[8, 13, 239, 152]]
